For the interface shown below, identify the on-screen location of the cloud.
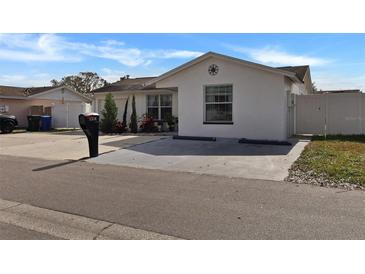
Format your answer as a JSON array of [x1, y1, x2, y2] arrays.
[[0, 34, 203, 66], [100, 68, 127, 83], [75, 45, 203, 66], [101, 40, 125, 47], [226, 45, 329, 66], [0, 34, 80, 62], [148, 50, 204, 59], [313, 73, 365, 91], [93, 47, 146, 66], [0, 73, 52, 87]]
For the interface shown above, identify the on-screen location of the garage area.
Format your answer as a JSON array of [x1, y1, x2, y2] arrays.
[[0, 131, 165, 161], [89, 137, 308, 181], [0, 131, 307, 181], [0, 85, 92, 129]]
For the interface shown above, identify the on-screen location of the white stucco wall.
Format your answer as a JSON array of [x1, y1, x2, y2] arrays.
[[31, 87, 91, 102], [93, 90, 178, 122], [156, 56, 288, 140], [302, 71, 313, 94], [284, 77, 308, 95]]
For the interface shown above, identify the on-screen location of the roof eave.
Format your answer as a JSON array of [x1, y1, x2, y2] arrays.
[[146, 51, 299, 86], [290, 75, 304, 84], [27, 85, 93, 103], [0, 95, 26, 100]]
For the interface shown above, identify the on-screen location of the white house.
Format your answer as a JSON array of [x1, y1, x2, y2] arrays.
[[93, 51, 312, 140]]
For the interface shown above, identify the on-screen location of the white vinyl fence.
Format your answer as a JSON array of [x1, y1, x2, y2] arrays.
[[296, 93, 365, 135]]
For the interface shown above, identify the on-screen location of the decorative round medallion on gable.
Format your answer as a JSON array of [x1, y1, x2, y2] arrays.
[[208, 64, 219, 76]]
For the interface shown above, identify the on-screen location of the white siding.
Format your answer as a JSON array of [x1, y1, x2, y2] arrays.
[[284, 77, 308, 95], [156, 56, 288, 140], [31, 87, 90, 102]]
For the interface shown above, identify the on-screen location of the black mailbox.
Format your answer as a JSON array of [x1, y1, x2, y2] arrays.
[[79, 113, 100, 158]]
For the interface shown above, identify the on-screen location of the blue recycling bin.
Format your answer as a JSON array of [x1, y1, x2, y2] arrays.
[[40, 115, 52, 131]]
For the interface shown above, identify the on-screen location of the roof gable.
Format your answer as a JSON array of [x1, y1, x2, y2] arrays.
[[28, 86, 92, 102], [0, 84, 92, 102], [276, 65, 309, 81], [146, 51, 301, 86]]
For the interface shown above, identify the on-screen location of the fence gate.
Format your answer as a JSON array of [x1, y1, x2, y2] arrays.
[[296, 93, 365, 135]]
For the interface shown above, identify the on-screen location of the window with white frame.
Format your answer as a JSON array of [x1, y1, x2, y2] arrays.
[[204, 85, 233, 123], [147, 94, 172, 120]]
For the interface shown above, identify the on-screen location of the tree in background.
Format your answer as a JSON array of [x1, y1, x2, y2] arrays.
[[122, 97, 129, 129], [100, 93, 118, 133], [51, 72, 108, 94], [312, 82, 318, 92], [130, 95, 138, 133]]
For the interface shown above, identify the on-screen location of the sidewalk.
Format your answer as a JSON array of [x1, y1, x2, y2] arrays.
[[0, 198, 180, 240]]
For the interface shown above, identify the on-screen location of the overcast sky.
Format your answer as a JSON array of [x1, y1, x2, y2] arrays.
[[0, 33, 364, 91]]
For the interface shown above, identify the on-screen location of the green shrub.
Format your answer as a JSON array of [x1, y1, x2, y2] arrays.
[[130, 95, 138, 133], [122, 97, 129, 129], [100, 93, 118, 133]]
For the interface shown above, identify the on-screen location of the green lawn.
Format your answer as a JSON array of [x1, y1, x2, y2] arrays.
[[294, 135, 365, 186]]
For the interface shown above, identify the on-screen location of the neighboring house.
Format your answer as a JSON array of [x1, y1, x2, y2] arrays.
[[93, 51, 313, 140], [315, 89, 362, 94], [0, 85, 92, 128], [277, 65, 312, 95]]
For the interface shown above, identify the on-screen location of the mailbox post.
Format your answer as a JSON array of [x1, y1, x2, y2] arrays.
[[79, 113, 100, 158]]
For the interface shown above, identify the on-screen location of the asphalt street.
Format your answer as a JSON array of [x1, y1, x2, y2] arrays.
[[1, 155, 365, 239]]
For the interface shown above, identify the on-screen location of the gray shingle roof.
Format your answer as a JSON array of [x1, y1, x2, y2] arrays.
[[93, 77, 158, 93], [316, 89, 362, 94], [0, 85, 57, 97], [276, 65, 309, 82]]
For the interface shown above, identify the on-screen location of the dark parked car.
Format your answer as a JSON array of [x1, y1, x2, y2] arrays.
[[0, 114, 18, 133]]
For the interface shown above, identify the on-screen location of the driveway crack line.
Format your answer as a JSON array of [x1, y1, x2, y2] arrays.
[[93, 223, 113, 240]]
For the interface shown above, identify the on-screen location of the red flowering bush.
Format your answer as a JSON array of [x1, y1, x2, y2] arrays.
[[113, 121, 127, 133], [139, 114, 158, 132]]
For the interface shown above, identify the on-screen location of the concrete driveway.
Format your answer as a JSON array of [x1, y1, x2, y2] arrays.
[[89, 137, 308, 181], [0, 131, 165, 160]]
